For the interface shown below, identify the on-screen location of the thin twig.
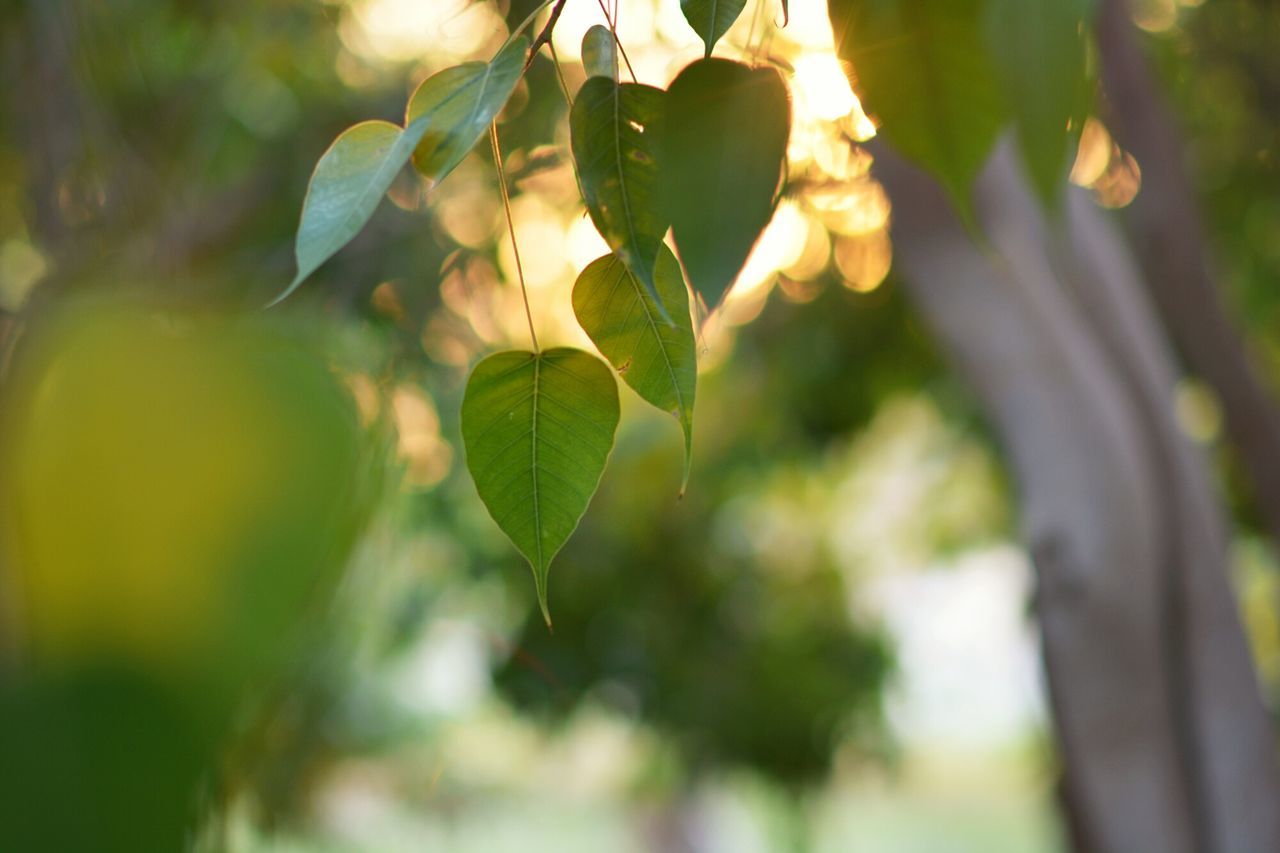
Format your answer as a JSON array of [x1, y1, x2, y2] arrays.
[[547, 40, 588, 199], [490, 122, 539, 353], [526, 0, 570, 70], [506, 0, 557, 48]]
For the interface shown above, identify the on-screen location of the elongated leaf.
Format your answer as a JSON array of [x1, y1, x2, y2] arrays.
[[280, 117, 431, 305], [828, 0, 1007, 208], [582, 25, 617, 80], [663, 58, 789, 310], [406, 36, 528, 183], [573, 245, 696, 489], [461, 348, 620, 624], [680, 0, 749, 58], [570, 77, 669, 316], [986, 0, 1093, 207]]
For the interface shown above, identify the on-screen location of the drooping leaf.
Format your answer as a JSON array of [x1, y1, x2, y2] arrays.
[[461, 348, 620, 624], [405, 36, 528, 183], [985, 0, 1094, 208], [828, 0, 1008, 210], [573, 245, 696, 490], [582, 25, 618, 80], [570, 77, 669, 316], [280, 117, 431, 305], [662, 58, 789, 310], [680, 0, 749, 58]]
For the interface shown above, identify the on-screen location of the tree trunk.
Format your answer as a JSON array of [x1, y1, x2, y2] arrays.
[[1095, 0, 1280, 554], [873, 139, 1280, 851]]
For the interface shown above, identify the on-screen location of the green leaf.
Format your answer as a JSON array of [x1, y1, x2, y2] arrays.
[[405, 36, 528, 184], [461, 348, 620, 625], [582, 25, 618, 80], [680, 0, 749, 58], [828, 0, 1008, 209], [662, 58, 790, 310], [985, 0, 1094, 207], [573, 245, 696, 491], [279, 117, 431, 305], [570, 77, 670, 318]]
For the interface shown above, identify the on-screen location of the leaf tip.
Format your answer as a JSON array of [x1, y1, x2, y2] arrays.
[[678, 417, 693, 498], [264, 272, 307, 310], [534, 565, 554, 631]]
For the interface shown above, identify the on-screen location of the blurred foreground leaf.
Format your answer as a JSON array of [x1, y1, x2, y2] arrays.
[[0, 300, 372, 851], [828, 0, 1007, 210], [985, 0, 1093, 207]]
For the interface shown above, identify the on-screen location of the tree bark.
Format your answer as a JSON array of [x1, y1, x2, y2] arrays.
[[1095, 0, 1280, 554], [873, 139, 1280, 851]]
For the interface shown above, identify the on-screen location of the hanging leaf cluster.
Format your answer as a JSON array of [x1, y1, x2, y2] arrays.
[[828, 0, 1096, 210], [281, 0, 1094, 622]]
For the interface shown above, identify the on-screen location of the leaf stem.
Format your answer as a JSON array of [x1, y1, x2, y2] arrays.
[[548, 39, 575, 107], [490, 121, 540, 353], [594, 0, 638, 82], [547, 40, 588, 199]]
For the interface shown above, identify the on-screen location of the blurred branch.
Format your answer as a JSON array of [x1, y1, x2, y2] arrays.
[[1096, 0, 1280, 554], [6, 1, 269, 314]]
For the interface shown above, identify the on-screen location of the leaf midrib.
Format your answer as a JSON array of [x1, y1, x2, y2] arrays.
[[609, 256, 686, 421], [705, 0, 719, 56], [530, 353, 544, 572], [609, 85, 645, 277], [415, 53, 503, 174], [335, 124, 421, 257]]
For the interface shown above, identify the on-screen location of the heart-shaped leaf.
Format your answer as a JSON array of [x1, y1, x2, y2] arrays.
[[663, 58, 790, 310], [582, 25, 618, 80], [985, 0, 1094, 208], [279, 117, 431, 305], [680, 0, 749, 58], [570, 77, 669, 317], [461, 348, 620, 624], [406, 36, 528, 183], [573, 245, 696, 490], [828, 0, 1007, 209]]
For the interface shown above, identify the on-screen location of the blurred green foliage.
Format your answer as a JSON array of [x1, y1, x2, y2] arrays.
[[0, 301, 377, 851]]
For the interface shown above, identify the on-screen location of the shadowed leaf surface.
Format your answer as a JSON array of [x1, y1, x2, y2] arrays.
[[573, 245, 696, 489], [828, 0, 1007, 209], [570, 77, 669, 315], [406, 36, 527, 182], [680, 0, 749, 58], [461, 348, 620, 623], [663, 58, 789, 310], [985, 0, 1093, 207]]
